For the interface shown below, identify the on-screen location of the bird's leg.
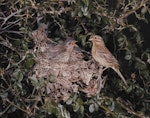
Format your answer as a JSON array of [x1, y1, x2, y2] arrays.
[[96, 75, 107, 96], [96, 66, 105, 94], [97, 66, 103, 81], [96, 75, 102, 94], [99, 66, 103, 73]]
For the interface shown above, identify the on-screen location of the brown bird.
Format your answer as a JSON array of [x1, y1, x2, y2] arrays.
[[55, 39, 78, 63], [42, 39, 78, 63], [89, 35, 127, 85]]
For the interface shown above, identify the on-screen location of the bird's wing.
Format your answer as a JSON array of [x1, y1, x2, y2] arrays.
[[96, 46, 119, 67], [40, 44, 66, 59], [49, 45, 66, 53]]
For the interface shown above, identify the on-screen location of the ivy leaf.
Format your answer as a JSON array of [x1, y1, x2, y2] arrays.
[[73, 102, 80, 112], [141, 6, 148, 14], [0, 92, 8, 99], [13, 69, 23, 82], [135, 57, 147, 70], [29, 76, 38, 86], [125, 51, 132, 60], [89, 104, 95, 113]]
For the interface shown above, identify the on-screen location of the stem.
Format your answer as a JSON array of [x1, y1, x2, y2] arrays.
[[6, 99, 30, 115]]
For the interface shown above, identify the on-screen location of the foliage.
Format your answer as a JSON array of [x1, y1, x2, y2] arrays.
[[0, 0, 150, 117]]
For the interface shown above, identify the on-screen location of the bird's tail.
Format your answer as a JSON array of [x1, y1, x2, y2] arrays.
[[112, 67, 127, 85]]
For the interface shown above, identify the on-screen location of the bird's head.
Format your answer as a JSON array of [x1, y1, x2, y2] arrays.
[[89, 35, 105, 45], [65, 40, 78, 49]]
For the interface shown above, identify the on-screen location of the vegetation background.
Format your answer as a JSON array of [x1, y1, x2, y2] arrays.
[[0, 0, 150, 117]]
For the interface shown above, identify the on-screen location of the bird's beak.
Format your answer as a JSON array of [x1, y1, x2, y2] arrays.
[[89, 38, 92, 41], [89, 36, 94, 41], [71, 41, 78, 47], [89, 34, 95, 41], [87, 32, 94, 40]]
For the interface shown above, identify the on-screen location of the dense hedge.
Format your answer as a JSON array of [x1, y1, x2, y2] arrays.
[[0, 0, 150, 118]]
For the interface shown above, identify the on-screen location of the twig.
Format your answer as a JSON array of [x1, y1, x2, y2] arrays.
[[6, 99, 29, 115], [1, 7, 28, 27], [117, 0, 148, 21], [29, 96, 41, 115], [0, 30, 24, 35], [116, 98, 144, 117], [94, 0, 148, 31], [77, 18, 88, 34], [98, 103, 117, 117], [42, 7, 71, 15], [0, 104, 11, 117], [1, 17, 24, 31], [0, 36, 16, 52]]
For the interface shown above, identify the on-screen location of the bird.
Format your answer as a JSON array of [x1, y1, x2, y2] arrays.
[[55, 39, 78, 63], [41, 38, 78, 63], [89, 35, 127, 85]]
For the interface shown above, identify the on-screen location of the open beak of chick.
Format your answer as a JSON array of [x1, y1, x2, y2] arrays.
[[71, 40, 78, 47]]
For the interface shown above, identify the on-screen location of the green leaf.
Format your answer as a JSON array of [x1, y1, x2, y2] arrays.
[[25, 58, 35, 68], [126, 85, 134, 93], [89, 104, 95, 113], [13, 69, 23, 81], [58, 104, 70, 118], [78, 34, 87, 46], [77, 98, 83, 105], [125, 54, 132, 60], [135, 57, 147, 70], [141, 6, 148, 14], [83, 0, 89, 6], [125, 51, 132, 60], [79, 105, 84, 116], [17, 82, 22, 89], [129, 25, 138, 32], [0, 92, 8, 99], [66, 98, 73, 105], [73, 102, 80, 112], [78, 11, 83, 17], [102, 16, 110, 25], [44, 101, 53, 115], [48, 74, 56, 83], [108, 101, 115, 111], [30, 76, 38, 85], [22, 43, 28, 50]]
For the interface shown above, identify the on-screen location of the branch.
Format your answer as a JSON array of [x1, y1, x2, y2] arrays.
[[6, 99, 30, 115], [117, 0, 148, 21], [42, 7, 71, 15], [0, 7, 28, 28]]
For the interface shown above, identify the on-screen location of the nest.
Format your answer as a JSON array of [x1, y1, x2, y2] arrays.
[[31, 24, 105, 101]]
